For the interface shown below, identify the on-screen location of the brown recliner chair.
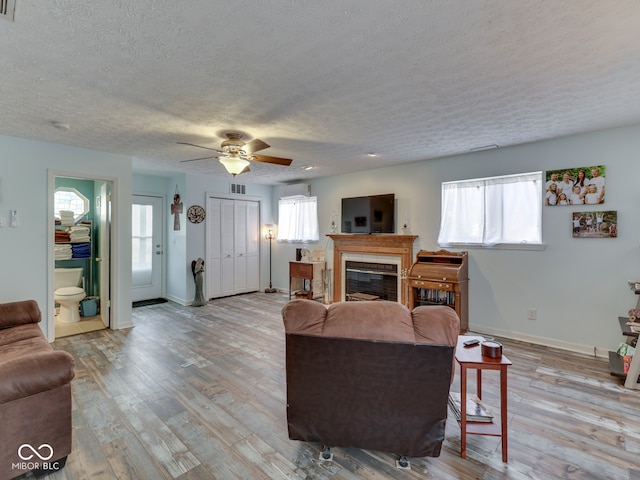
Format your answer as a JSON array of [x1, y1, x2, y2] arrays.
[[282, 299, 459, 462], [0, 300, 75, 479]]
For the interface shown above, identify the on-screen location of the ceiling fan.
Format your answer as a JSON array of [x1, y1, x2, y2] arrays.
[[178, 132, 293, 176]]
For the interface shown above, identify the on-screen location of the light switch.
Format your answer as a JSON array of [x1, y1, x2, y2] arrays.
[[10, 210, 18, 227], [0, 217, 5, 227]]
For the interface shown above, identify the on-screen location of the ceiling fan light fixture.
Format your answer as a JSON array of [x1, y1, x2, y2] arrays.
[[219, 157, 250, 176]]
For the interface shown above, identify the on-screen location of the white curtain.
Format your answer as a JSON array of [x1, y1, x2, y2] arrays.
[[277, 196, 319, 243], [438, 172, 542, 246]]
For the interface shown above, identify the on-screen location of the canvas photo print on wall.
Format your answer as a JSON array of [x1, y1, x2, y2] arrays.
[[572, 211, 617, 238], [545, 165, 606, 206]]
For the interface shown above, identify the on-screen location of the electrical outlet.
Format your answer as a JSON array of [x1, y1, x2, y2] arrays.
[[527, 308, 537, 320]]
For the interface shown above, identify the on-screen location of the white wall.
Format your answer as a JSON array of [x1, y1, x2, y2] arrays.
[[272, 124, 640, 356], [0, 135, 133, 338]]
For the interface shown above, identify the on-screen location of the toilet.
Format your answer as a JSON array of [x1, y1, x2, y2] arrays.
[[54, 267, 86, 324]]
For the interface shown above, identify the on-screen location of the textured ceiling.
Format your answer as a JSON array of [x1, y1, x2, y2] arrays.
[[2, 1, 640, 184]]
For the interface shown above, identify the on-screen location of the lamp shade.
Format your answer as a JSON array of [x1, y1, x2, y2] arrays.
[[264, 223, 276, 239], [219, 157, 250, 176]]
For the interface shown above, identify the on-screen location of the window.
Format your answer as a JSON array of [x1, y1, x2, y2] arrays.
[[277, 196, 319, 243], [54, 187, 89, 221], [132, 204, 153, 285], [438, 171, 542, 247]]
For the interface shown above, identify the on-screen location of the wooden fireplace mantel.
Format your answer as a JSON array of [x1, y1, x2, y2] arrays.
[[327, 234, 418, 306]]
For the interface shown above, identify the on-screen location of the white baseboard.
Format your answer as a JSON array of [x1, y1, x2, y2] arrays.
[[116, 319, 134, 330], [469, 324, 608, 359], [165, 294, 188, 306]]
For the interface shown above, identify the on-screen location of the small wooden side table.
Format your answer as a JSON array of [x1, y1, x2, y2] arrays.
[[454, 336, 512, 462], [289, 261, 324, 300]]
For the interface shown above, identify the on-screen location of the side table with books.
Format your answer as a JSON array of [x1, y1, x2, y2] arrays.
[[452, 335, 512, 462]]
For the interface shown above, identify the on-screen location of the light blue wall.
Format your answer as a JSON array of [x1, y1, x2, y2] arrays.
[[3, 123, 638, 355], [134, 173, 275, 304], [272, 124, 640, 355], [183, 175, 274, 304], [0, 134, 133, 338]]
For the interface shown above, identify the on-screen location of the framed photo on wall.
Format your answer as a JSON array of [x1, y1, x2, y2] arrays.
[[572, 211, 617, 238], [545, 165, 606, 206]]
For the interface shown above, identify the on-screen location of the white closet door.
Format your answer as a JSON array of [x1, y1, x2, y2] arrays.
[[234, 201, 248, 292], [246, 201, 260, 291], [221, 200, 236, 296], [206, 195, 261, 298], [205, 197, 222, 299]]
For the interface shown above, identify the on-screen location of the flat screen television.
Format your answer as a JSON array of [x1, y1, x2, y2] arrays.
[[341, 193, 395, 234]]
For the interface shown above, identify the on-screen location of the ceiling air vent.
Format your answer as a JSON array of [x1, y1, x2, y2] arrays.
[[1, 0, 16, 21]]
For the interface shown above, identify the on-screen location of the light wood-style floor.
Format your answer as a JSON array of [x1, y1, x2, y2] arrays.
[[28, 293, 640, 479]]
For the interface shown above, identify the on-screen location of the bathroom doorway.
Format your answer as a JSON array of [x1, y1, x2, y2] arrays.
[[52, 176, 112, 338]]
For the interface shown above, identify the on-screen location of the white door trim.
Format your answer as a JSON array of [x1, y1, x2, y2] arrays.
[[47, 170, 120, 342], [131, 193, 165, 301], [205, 193, 262, 299]]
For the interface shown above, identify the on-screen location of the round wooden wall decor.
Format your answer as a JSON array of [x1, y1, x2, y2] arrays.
[[187, 205, 206, 224]]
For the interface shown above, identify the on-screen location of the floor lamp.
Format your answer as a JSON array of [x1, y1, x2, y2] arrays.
[[265, 225, 277, 293]]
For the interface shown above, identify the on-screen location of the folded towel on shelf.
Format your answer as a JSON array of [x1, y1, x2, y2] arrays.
[[70, 227, 90, 236], [70, 230, 90, 242], [55, 233, 71, 242], [55, 244, 73, 260], [59, 210, 75, 227], [71, 244, 91, 258]]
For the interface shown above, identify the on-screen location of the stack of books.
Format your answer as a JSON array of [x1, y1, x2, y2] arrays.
[[448, 392, 494, 423]]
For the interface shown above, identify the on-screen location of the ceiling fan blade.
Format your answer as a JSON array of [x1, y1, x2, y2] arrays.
[[177, 142, 223, 153], [245, 138, 270, 154], [180, 155, 218, 163], [251, 154, 293, 166], [241, 165, 251, 174]]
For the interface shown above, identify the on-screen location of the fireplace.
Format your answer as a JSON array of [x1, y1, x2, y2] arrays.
[[327, 234, 418, 306], [345, 261, 398, 301]]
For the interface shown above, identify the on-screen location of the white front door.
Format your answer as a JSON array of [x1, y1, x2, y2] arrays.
[[132, 195, 164, 301]]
